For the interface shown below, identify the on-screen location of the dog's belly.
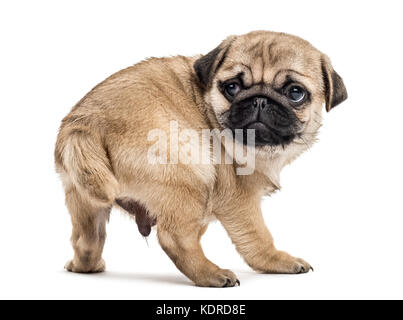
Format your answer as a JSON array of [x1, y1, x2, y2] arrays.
[[115, 197, 157, 237]]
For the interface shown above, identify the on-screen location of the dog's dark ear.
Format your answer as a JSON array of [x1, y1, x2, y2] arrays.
[[194, 36, 236, 88], [321, 56, 348, 112]]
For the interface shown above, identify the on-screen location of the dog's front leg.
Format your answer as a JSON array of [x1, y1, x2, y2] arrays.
[[158, 223, 239, 287], [216, 196, 312, 274], [154, 184, 240, 287]]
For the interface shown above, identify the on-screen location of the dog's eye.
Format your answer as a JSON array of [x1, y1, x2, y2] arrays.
[[286, 85, 306, 103], [225, 83, 241, 97]]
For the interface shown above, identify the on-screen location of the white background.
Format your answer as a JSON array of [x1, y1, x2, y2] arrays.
[[1, 0, 402, 300]]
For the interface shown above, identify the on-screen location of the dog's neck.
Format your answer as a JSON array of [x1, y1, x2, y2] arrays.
[[256, 143, 310, 191], [233, 128, 319, 195]]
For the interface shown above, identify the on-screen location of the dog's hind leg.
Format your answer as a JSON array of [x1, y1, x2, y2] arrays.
[[56, 129, 117, 273], [64, 185, 110, 273]]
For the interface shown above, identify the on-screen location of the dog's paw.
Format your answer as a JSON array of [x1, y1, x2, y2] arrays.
[[261, 251, 313, 274], [293, 257, 313, 274], [64, 259, 106, 274], [195, 269, 240, 288]]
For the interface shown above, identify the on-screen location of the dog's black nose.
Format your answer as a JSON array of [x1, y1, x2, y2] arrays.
[[252, 97, 268, 110]]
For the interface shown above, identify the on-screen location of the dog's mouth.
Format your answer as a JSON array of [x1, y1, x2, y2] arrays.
[[238, 121, 296, 146], [224, 93, 302, 147], [245, 121, 268, 131]]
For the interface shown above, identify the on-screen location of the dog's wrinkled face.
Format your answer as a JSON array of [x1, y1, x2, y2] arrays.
[[194, 31, 347, 147], [225, 83, 304, 146]]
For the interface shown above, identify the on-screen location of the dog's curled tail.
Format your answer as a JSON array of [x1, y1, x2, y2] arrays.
[[55, 128, 118, 205]]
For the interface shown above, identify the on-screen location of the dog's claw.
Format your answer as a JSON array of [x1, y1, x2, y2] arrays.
[[221, 277, 240, 288], [222, 278, 231, 288]]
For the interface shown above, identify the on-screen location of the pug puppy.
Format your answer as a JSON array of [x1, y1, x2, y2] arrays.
[[55, 31, 347, 287]]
